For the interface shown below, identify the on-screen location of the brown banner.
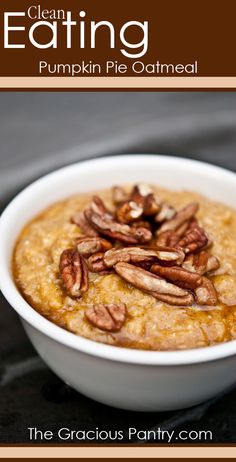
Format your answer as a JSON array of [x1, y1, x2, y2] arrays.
[[0, 0, 235, 79]]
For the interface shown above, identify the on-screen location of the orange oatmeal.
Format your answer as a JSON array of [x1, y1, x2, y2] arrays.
[[13, 184, 236, 350]]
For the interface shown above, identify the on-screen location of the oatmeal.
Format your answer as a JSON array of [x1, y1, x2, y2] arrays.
[[13, 184, 236, 350]]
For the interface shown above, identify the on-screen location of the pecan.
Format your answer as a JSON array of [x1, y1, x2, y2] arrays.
[[195, 276, 218, 305], [87, 252, 110, 273], [104, 246, 185, 268], [131, 183, 153, 201], [150, 264, 202, 290], [155, 216, 199, 246], [85, 303, 127, 332], [151, 246, 185, 266], [131, 220, 152, 230], [114, 262, 194, 306], [76, 237, 112, 258], [116, 200, 143, 224], [151, 292, 194, 306], [175, 220, 192, 237], [143, 193, 161, 216], [157, 202, 199, 234], [84, 209, 152, 244], [59, 248, 88, 298], [112, 186, 128, 205], [155, 203, 176, 223], [71, 211, 98, 237], [156, 230, 180, 247], [104, 247, 154, 267], [90, 195, 113, 218], [178, 226, 209, 253], [131, 184, 161, 216], [182, 251, 220, 275], [188, 217, 199, 229]]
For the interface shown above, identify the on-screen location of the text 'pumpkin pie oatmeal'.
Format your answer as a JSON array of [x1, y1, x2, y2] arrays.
[[13, 184, 236, 351]]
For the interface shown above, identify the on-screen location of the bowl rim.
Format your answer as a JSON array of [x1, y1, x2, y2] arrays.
[[1, 154, 236, 366]]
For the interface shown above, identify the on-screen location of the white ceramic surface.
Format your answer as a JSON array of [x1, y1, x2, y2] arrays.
[[1, 155, 236, 411]]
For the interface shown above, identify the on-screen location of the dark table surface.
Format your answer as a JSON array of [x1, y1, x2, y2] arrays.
[[0, 92, 236, 444]]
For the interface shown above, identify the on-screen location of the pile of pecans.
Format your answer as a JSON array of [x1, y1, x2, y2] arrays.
[[59, 184, 220, 332]]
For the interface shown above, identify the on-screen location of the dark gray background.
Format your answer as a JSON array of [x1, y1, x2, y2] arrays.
[[0, 92, 236, 444]]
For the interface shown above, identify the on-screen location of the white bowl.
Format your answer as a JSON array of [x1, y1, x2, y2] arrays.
[[1, 155, 236, 412]]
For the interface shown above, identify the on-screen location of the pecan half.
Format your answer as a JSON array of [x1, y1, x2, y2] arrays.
[[195, 277, 218, 305], [87, 252, 110, 273], [182, 251, 220, 275], [150, 264, 202, 290], [178, 226, 209, 253], [85, 303, 127, 332], [59, 248, 88, 298], [131, 220, 152, 230], [151, 246, 185, 266], [104, 246, 185, 268], [114, 262, 194, 306], [76, 237, 112, 258], [143, 193, 161, 216], [156, 230, 180, 247], [175, 220, 192, 237], [155, 203, 176, 223], [188, 217, 199, 229], [104, 247, 154, 267], [151, 292, 194, 306], [84, 209, 152, 244], [90, 195, 113, 218], [112, 186, 128, 205], [71, 211, 98, 237], [116, 200, 143, 224], [155, 216, 199, 246], [131, 184, 161, 216], [157, 202, 199, 234]]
